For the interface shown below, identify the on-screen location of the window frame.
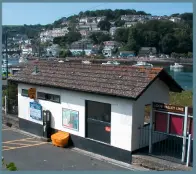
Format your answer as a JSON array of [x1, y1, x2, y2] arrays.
[[37, 92, 61, 103], [21, 89, 28, 97]]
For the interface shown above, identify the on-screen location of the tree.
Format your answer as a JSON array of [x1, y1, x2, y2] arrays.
[[143, 31, 160, 48], [160, 33, 178, 54], [114, 19, 125, 27], [89, 32, 111, 44], [114, 28, 129, 43], [53, 36, 67, 47], [66, 31, 82, 44], [59, 49, 72, 57], [125, 27, 141, 54], [97, 20, 111, 31]]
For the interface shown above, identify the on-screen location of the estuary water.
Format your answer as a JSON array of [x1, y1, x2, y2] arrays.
[[6, 59, 193, 91]]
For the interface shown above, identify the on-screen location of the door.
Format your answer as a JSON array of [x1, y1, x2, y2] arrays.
[[85, 100, 111, 144]]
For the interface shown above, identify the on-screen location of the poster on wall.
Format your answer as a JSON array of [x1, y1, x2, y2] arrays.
[[62, 108, 79, 131], [30, 102, 42, 121]]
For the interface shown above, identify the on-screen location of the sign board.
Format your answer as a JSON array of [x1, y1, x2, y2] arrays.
[[62, 108, 79, 131], [153, 102, 185, 113], [28, 88, 36, 99], [30, 102, 42, 121]]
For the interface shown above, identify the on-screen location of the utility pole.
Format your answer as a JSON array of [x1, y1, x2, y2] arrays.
[[82, 39, 85, 58], [5, 31, 8, 79]]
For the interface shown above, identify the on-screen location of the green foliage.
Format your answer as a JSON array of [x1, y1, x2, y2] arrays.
[[119, 18, 192, 55], [114, 28, 129, 43], [53, 36, 67, 47], [97, 20, 111, 31], [66, 31, 82, 44], [2, 158, 18, 171], [53, 32, 81, 47], [88, 32, 111, 44], [77, 9, 149, 20], [169, 91, 193, 107], [160, 33, 177, 54], [59, 49, 72, 58], [114, 19, 125, 27]]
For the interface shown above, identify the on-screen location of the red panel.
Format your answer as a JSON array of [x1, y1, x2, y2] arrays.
[[155, 112, 168, 132], [169, 115, 184, 136], [189, 118, 193, 138]]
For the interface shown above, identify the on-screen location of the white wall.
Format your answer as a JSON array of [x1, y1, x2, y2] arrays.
[[131, 78, 170, 151], [18, 83, 133, 151]]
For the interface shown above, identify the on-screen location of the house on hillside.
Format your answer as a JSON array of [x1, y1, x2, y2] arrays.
[[109, 27, 122, 36], [8, 61, 183, 164], [46, 44, 60, 57], [102, 41, 121, 57], [169, 17, 181, 23], [138, 47, 157, 57], [119, 51, 135, 58], [69, 39, 93, 56], [124, 21, 137, 28]]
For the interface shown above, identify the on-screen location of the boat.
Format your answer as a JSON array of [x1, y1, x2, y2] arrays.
[[82, 60, 91, 64], [170, 63, 183, 69], [102, 61, 120, 65], [132, 61, 153, 68], [112, 61, 120, 65], [102, 61, 112, 65]]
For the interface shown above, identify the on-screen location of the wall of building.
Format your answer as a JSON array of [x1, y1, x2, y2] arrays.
[[131, 78, 170, 151], [18, 83, 133, 151]]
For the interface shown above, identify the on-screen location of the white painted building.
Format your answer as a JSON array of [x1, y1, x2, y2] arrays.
[[21, 45, 33, 55], [40, 27, 69, 43], [46, 44, 60, 57], [109, 27, 122, 36], [169, 17, 181, 23], [9, 61, 182, 163]]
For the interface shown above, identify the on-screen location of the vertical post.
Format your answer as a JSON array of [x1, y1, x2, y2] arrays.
[[167, 113, 170, 133], [182, 106, 188, 162], [82, 38, 85, 58], [5, 95, 7, 115], [5, 31, 8, 79], [149, 102, 153, 153], [186, 134, 191, 166]]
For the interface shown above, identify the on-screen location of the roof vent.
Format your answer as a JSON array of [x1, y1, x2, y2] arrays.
[[32, 65, 39, 75]]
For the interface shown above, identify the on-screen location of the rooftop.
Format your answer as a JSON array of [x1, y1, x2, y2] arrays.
[[9, 61, 183, 100]]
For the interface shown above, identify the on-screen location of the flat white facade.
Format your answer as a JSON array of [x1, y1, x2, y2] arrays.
[[132, 79, 170, 151], [40, 27, 69, 43], [17, 77, 170, 152]]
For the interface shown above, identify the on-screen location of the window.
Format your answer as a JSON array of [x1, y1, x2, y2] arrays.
[[21, 89, 28, 97], [86, 100, 111, 123], [37, 92, 60, 103]]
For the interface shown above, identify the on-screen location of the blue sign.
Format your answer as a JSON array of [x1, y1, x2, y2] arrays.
[[30, 102, 42, 121]]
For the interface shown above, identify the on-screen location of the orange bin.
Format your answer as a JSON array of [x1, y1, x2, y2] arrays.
[[51, 131, 70, 148]]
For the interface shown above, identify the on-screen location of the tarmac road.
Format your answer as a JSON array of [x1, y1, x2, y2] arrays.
[[2, 125, 146, 171]]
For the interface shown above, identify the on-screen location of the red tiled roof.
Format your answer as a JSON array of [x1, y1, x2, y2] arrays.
[[8, 61, 183, 100]]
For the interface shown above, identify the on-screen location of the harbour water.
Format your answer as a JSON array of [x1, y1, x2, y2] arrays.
[[157, 65, 193, 91], [5, 59, 193, 91]]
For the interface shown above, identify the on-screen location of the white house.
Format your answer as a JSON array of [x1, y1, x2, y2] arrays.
[[169, 17, 181, 23], [46, 44, 60, 57], [9, 61, 183, 163]]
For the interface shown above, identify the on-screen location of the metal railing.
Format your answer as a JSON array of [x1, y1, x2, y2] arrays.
[[138, 126, 193, 165], [2, 95, 18, 117]]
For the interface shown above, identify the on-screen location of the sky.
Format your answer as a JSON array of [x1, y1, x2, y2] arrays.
[[2, 2, 193, 25]]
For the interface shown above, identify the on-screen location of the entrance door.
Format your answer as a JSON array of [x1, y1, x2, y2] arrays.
[[85, 100, 111, 144]]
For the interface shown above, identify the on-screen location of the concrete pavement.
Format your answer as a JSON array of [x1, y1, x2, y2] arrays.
[[2, 125, 148, 171]]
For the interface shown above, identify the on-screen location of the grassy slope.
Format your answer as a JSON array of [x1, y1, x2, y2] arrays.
[[169, 91, 193, 107], [144, 91, 193, 122]]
